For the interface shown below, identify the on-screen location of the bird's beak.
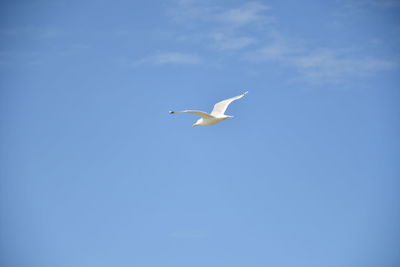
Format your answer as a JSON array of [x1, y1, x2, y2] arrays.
[[192, 124, 197, 127]]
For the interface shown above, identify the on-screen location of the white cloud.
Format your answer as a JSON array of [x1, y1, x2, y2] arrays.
[[169, 1, 272, 28], [343, 0, 400, 8], [215, 2, 270, 27], [154, 52, 201, 64], [168, 0, 214, 23], [245, 42, 291, 61], [291, 50, 396, 82], [211, 33, 255, 50], [160, 1, 398, 84], [166, 2, 273, 54], [245, 44, 397, 83], [135, 52, 202, 66], [374, 0, 400, 7]]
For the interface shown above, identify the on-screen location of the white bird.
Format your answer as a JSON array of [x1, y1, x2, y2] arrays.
[[169, 91, 248, 126]]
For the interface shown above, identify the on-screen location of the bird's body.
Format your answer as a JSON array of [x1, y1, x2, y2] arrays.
[[169, 91, 248, 126]]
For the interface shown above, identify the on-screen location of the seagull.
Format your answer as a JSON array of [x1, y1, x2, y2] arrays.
[[169, 91, 248, 126]]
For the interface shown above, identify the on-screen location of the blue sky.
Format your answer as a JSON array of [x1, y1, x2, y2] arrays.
[[1, 0, 399, 266]]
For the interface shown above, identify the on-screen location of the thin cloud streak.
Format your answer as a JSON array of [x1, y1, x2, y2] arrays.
[[245, 42, 292, 61], [292, 52, 397, 83], [246, 44, 397, 83], [211, 33, 255, 50], [134, 52, 202, 66], [162, 1, 398, 84], [214, 2, 271, 27], [169, 1, 271, 27], [339, 0, 400, 8]]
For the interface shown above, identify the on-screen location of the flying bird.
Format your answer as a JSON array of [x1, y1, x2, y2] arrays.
[[169, 91, 248, 126]]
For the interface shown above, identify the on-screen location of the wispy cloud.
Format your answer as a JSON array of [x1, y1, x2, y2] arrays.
[[170, 1, 273, 28], [215, 2, 271, 27], [245, 42, 292, 61], [0, 26, 64, 40], [167, 2, 273, 52], [292, 51, 396, 83], [135, 52, 202, 66], [210, 33, 255, 50], [246, 44, 397, 83], [150, 1, 398, 84], [149, 2, 272, 66], [374, 0, 400, 7], [339, 0, 400, 8], [168, 0, 214, 23]]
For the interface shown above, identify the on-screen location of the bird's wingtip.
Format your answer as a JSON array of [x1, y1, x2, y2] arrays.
[[169, 111, 175, 114], [243, 91, 249, 95]]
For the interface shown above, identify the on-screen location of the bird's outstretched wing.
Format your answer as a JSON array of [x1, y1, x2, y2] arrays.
[[210, 91, 248, 116], [169, 110, 215, 119]]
